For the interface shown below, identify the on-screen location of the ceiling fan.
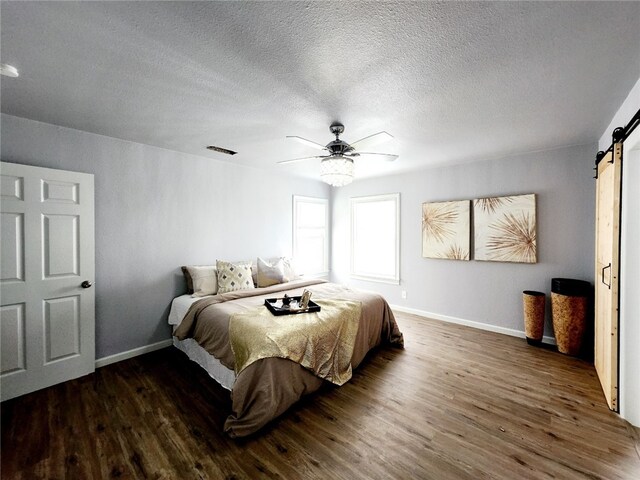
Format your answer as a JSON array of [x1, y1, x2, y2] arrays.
[[278, 122, 398, 187]]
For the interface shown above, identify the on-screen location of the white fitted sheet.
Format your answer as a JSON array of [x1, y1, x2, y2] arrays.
[[169, 294, 235, 390], [168, 294, 203, 325]]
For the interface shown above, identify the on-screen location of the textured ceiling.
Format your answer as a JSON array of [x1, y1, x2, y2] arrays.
[[1, 1, 639, 181]]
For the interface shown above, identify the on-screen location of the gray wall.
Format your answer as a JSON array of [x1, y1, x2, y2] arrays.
[[0, 111, 598, 356], [1, 114, 330, 358], [331, 143, 596, 338], [598, 76, 639, 151]]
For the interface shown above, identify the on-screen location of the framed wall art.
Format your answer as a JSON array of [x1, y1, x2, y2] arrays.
[[422, 200, 470, 260], [474, 193, 537, 263]]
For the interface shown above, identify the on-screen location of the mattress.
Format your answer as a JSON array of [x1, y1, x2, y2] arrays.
[[169, 294, 235, 390]]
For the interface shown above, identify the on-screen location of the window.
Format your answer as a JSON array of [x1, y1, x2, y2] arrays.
[[293, 196, 329, 276], [350, 193, 400, 284]]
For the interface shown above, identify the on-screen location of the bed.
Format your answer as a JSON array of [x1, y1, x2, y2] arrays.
[[170, 278, 404, 437]]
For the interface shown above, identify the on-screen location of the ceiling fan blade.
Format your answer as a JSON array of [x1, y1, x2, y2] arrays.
[[355, 152, 399, 162], [349, 131, 394, 150], [277, 155, 326, 165], [286, 136, 328, 151]]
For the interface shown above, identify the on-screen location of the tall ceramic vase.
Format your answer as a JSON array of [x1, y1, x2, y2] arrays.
[[523, 291, 545, 345]]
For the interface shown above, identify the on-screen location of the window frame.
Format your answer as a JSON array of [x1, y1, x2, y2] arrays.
[[292, 195, 329, 277], [350, 193, 400, 284]]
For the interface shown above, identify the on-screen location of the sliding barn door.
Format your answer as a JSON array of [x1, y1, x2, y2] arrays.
[[1, 162, 95, 401], [594, 143, 622, 411]]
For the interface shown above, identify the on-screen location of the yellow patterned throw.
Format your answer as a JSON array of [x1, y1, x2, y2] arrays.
[[229, 299, 362, 385]]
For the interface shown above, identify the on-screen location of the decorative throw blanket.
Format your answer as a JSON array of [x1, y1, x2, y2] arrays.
[[229, 300, 362, 385]]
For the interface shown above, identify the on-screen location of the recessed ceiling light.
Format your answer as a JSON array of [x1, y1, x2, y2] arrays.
[[206, 145, 237, 155], [0, 64, 19, 78]]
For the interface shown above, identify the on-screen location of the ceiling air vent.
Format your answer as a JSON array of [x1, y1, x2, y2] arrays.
[[206, 145, 237, 155]]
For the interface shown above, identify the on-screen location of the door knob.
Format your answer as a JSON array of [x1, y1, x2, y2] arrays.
[[81, 281, 93, 288]]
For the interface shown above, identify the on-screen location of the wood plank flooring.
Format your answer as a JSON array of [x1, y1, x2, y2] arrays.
[[2, 311, 639, 479]]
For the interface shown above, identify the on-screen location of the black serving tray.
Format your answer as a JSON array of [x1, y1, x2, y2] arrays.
[[264, 296, 321, 316]]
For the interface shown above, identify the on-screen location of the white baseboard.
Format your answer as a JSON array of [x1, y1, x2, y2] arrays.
[[95, 339, 173, 368], [389, 304, 557, 346], [95, 309, 556, 369]]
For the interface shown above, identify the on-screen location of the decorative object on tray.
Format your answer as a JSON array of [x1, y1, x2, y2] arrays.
[[265, 291, 321, 316], [299, 289, 312, 309], [474, 193, 537, 263], [422, 199, 470, 260]]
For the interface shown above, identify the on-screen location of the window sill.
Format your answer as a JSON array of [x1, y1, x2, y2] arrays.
[[349, 274, 400, 285]]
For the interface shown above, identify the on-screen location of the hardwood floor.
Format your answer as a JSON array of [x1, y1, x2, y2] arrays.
[[2, 312, 639, 479]]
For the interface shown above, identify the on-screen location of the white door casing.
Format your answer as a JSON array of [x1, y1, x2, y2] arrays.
[[1, 162, 95, 401], [619, 126, 640, 426]]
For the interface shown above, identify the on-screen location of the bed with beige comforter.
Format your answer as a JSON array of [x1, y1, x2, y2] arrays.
[[173, 278, 404, 437]]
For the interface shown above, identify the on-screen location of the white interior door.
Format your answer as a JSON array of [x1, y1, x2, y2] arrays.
[[1, 161, 95, 401], [594, 144, 621, 412]]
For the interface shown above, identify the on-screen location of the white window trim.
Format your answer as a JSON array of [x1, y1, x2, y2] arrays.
[[293, 195, 329, 276], [350, 193, 400, 284]]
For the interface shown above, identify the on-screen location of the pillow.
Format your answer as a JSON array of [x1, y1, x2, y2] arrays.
[[234, 259, 258, 286], [251, 262, 258, 286], [272, 256, 300, 280], [181, 265, 213, 294], [257, 257, 289, 287], [183, 266, 218, 297], [216, 260, 255, 294], [181, 266, 195, 293]]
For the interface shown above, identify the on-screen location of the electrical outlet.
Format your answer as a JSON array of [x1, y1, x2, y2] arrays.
[[401, 290, 407, 299]]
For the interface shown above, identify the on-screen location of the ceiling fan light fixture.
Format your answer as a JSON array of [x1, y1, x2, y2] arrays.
[[282, 122, 397, 185], [320, 156, 354, 187]]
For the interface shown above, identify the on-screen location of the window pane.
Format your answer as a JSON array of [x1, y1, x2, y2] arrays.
[[293, 196, 328, 275], [296, 230, 325, 274], [351, 194, 399, 283], [296, 202, 326, 228]]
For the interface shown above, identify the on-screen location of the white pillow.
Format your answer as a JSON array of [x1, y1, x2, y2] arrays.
[[257, 257, 289, 287], [185, 266, 218, 297], [216, 260, 255, 294], [271, 256, 300, 280]]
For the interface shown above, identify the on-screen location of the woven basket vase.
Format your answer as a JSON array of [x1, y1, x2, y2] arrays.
[[523, 291, 545, 344], [551, 292, 588, 355]]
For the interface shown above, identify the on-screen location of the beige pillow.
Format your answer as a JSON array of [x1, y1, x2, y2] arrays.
[[184, 266, 218, 297], [216, 260, 255, 294], [257, 257, 289, 287]]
